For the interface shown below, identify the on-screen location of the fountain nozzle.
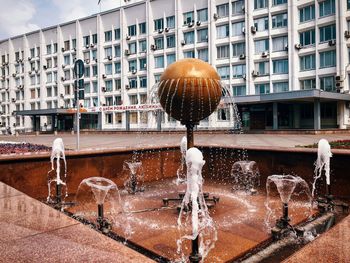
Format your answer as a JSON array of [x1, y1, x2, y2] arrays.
[[97, 203, 111, 234]]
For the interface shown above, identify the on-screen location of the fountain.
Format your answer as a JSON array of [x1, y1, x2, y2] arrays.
[[177, 147, 217, 263], [74, 177, 124, 234], [231, 160, 260, 194], [265, 175, 312, 239], [312, 139, 332, 199], [157, 58, 223, 262], [47, 138, 68, 207], [123, 160, 145, 194]]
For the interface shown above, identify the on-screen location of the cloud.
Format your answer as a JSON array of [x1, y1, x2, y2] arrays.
[[0, 0, 40, 39]]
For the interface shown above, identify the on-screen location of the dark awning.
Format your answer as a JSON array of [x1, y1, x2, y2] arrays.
[[14, 108, 98, 116], [230, 90, 350, 105]]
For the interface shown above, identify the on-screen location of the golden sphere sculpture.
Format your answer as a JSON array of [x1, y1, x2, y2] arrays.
[[158, 58, 222, 124]]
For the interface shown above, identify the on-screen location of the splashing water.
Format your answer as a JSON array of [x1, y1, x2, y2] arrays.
[[265, 175, 312, 231], [123, 161, 145, 194], [177, 147, 217, 262], [231, 161, 260, 193], [74, 177, 133, 237], [47, 138, 68, 202], [175, 136, 187, 185], [312, 139, 332, 197]]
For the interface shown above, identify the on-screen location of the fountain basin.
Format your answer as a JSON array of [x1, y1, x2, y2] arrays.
[[0, 146, 349, 262]]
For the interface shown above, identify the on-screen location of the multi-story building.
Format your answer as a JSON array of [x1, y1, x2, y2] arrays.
[[1, 0, 350, 134]]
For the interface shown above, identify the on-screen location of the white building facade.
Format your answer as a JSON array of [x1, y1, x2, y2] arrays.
[[1, 0, 350, 133]]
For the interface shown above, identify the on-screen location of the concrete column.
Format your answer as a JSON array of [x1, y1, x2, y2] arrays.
[[157, 110, 162, 131], [273, 102, 278, 130], [314, 99, 321, 130], [125, 110, 130, 131], [293, 104, 300, 129]]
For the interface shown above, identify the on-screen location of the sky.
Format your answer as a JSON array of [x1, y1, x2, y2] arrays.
[[0, 0, 125, 40]]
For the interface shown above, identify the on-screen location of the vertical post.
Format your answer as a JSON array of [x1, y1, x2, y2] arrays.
[[76, 94, 80, 150], [314, 99, 321, 130], [98, 203, 104, 220], [125, 110, 130, 131], [56, 183, 62, 204], [273, 102, 278, 130], [185, 122, 201, 263], [283, 202, 289, 222]]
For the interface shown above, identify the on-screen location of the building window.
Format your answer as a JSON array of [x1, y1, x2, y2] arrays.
[[64, 40, 70, 50], [183, 11, 194, 25], [139, 40, 147, 52], [154, 18, 164, 31], [232, 0, 245, 15], [92, 34, 97, 44], [63, 55, 70, 65], [139, 58, 147, 70], [232, 64, 246, 78], [140, 76, 147, 88], [154, 56, 164, 68], [197, 28, 208, 42], [217, 24, 229, 39], [232, 21, 245, 36], [114, 62, 121, 74], [319, 0, 335, 17], [255, 39, 269, 54], [198, 49, 208, 62], [92, 65, 98, 76], [85, 67, 90, 77], [300, 29, 315, 46], [300, 79, 316, 90], [104, 47, 112, 58], [140, 94, 147, 104], [83, 36, 90, 46], [184, 50, 195, 58], [166, 16, 175, 28], [233, 85, 246, 96], [255, 83, 270, 94], [273, 59, 288, 74], [154, 37, 164, 49], [105, 80, 113, 91], [128, 42, 137, 54], [217, 108, 230, 121], [128, 25, 136, 36], [320, 50, 336, 68], [115, 96, 122, 106], [273, 0, 287, 5], [197, 9, 208, 22], [166, 35, 175, 48], [319, 24, 336, 43], [255, 61, 269, 75], [115, 79, 121, 90], [46, 44, 52, 55], [217, 3, 229, 17], [105, 30, 112, 42], [272, 36, 288, 52], [348, 0, 350, 10], [114, 45, 121, 57], [300, 54, 316, 71], [320, 76, 335, 92], [47, 87, 52, 97], [167, 53, 176, 65], [139, 22, 146, 34], [105, 63, 112, 75], [105, 97, 113, 106], [128, 60, 137, 72], [272, 13, 287, 28], [30, 48, 35, 58], [217, 66, 230, 79], [84, 83, 90, 93], [299, 5, 315, 23], [273, 82, 289, 93], [254, 0, 267, 9], [184, 31, 195, 44], [105, 113, 112, 124], [232, 42, 245, 57], [254, 16, 268, 32], [114, 28, 120, 40], [217, 45, 230, 59], [129, 95, 138, 104]]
